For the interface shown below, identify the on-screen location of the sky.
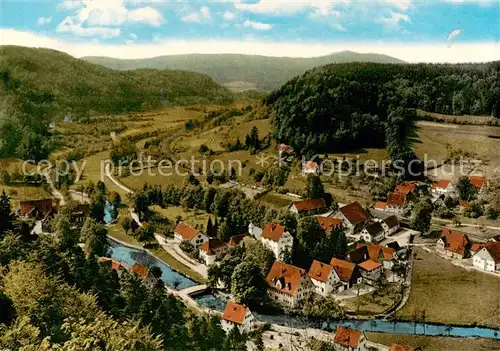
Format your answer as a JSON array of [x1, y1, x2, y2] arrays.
[[0, 0, 499, 62]]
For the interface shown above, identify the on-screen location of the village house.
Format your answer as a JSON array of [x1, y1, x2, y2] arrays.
[[289, 198, 326, 216], [469, 175, 488, 193], [73, 203, 90, 226], [260, 223, 293, 260], [380, 215, 400, 236], [98, 257, 124, 272], [248, 222, 263, 239], [19, 198, 54, 218], [316, 216, 343, 233], [199, 238, 229, 265], [386, 241, 407, 259], [346, 246, 369, 264], [333, 202, 371, 234], [330, 258, 362, 291], [131, 263, 149, 279], [307, 260, 341, 296], [357, 259, 382, 283], [470, 243, 485, 256], [357, 244, 397, 270], [431, 180, 457, 197], [333, 327, 367, 351], [227, 234, 247, 248], [472, 241, 500, 272], [394, 182, 417, 196], [265, 261, 312, 308], [374, 201, 387, 211], [457, 200, 470, 212], [302, 160, 319, 175], [436, 229, 469, 259], [174, 222, 208, 248], [386, 192, 406, 215], [221, 301, 255, 333], [360, 221, 385, 243]]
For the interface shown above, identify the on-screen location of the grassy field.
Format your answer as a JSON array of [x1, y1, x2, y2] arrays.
[[342, 284, 403, 315], [0, 184, 53, 209], [417, 109, 497, 126], [366, 332, 500, 351], [397, 248, 500, 327], [256, 191, 297, 208], [151, 205, 213, 230], [107, 207, 204, 282]]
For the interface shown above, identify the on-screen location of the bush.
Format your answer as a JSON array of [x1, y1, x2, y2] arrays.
[[179, 240, 195, 253]]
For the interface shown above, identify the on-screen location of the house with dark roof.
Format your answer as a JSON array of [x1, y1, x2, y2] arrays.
[[346, 246, 370, 264], [199, 238, 229, 265], [260, 223, 293, 260], [289, 198, 326, 216], [333, 327, 366, 351], [174, 222, 208, 248], [227, 234, 247, 248], [472, 241, 500, 272], [19, 198, 54, 219], [307, 260, 341, 296], [380, 215, 400, 236], [330, 258, 362, 291], [436, 229, 469, 259], [386, 192, 406, 215], [333, 202, 371, 234], [360, 221, 385, 243], [221, 301, 255, 333], [316, 216, 343, 233], [266, 261, 312, 308]]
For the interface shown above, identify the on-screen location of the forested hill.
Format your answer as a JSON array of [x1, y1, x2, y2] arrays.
[[82, 51, 405, 91], [266, 61, 500, 156], [0, 45, 233, 160]]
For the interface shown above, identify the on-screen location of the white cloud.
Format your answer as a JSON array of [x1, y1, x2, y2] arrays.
[[130, 33, 138, 40], [331, 23, 347, 32], [235, 0, 334, 16], [57, 0, 83, 11], [2, 29, 499, 63], [243, 20, 272, 31], [56, 0, 163, 38], [37, 16, 53, 26], [379, 11, 411, 29], [56, 17, 121, 38], [181, 6, 211, 23], [222, 11, 236, 21]]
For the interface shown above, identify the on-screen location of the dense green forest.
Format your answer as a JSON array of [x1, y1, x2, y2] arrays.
[[266, 61, 500, 156], [0, 45, 233, 160], [83, 51, 405, 91]]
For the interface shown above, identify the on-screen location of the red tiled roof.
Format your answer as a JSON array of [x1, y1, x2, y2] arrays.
[[304, 161, 318, 169], [394, 182, 416, 195], [266, 261, 305, 296], [358, 259, 382, 271], [227, 234, 246, 247], [175, 222, 201, 240], [470, 243, 485, 252], [432, 180, 451, 189], [389, 344, 414, 351], [334, 327, 362, 349], [485, 241, 500, 264], [458, 200, 470, 208], [387, 192, 406, 209], [20, 198, 54, 216], [308, 260, 334, 282], [222, 301, 248, 325], [330, 258, 356, 282], [339, 202, 370, 226], [469, 176, 487, 190], [292, 199, 326, 212], [131, 263, 149, 278], [440, 229, 469, 256], [199, 238, 227, 255], [261, 223, 287, 242], [99, 257, 122, 270], [357, 244, 395, 262], [375, 201, 387, 210], [316, 216, 343, 232]]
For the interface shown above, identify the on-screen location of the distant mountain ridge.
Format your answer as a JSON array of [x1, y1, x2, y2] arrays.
[[82, 51, 405, 91]]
